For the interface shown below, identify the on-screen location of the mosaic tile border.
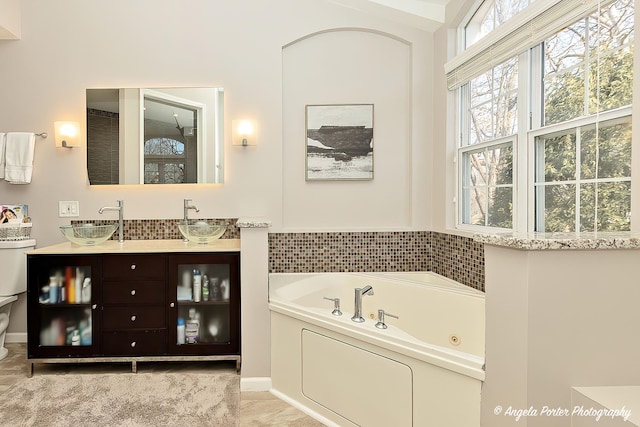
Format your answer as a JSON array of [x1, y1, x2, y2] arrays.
[[268, 231, 484, 291], [431, 231, 485, 292], [71, 218, 239, 241]]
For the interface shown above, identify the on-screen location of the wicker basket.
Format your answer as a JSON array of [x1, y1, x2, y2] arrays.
[[0, 222, 32, 241]]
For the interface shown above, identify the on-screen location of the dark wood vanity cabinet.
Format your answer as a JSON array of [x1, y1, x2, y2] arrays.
[[27, 250, 240, 372], [101, 254, 168, 356]]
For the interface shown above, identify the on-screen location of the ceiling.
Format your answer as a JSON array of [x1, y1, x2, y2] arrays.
[[329, 0, 452, 31]]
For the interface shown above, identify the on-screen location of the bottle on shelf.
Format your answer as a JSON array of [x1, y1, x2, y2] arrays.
[[81, 277, 91, 303], [177, 317, 186, 345], [185, 308, 200, 344], [49, 276, 59, 304], [40, 285, 50, 303], [75, 267, 83, 304], [80, 318, 92, 346], [66, 267, 75, 303], [221, 279, 230, 301], [210, 277, 220, 301], [71, 329, 80, 346], [193, 269, 202, 303], [202, 274, 210, 301], [60, 276, 66, 303]]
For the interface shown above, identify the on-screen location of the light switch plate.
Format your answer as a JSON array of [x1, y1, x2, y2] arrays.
[[59, 201, 79, 217]]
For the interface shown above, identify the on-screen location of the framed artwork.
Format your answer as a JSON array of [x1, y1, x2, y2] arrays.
[[305, 104, 374, 181]]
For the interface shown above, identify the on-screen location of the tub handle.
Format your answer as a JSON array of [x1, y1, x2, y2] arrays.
[[323, 297, 343, 316], [375, 309, 398, 329]]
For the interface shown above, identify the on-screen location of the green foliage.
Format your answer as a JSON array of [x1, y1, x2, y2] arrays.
[[541, 44, 633, 232]]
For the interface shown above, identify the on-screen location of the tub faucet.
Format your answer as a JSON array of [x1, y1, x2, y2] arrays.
[[375, 309, 399, 329], [351, 285, 374, 323], [98, 200, 124, 243]]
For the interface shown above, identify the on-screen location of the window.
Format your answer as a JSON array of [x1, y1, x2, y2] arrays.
[[452, 0, 634, 232], [459, 56, 517, 229], [465, 0, 535, 47], [533, 117, 632, 232], [144, 137, 186, 184], [142, 91, 202, 184], [461, 140, 514, 228]]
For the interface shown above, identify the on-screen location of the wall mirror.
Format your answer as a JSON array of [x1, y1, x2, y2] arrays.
[[86, 87, 224, 185]]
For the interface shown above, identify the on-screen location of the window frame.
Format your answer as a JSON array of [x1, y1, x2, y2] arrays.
[[453, 0, 634, 234], [529, 106, 632, 232], [458, 135, 517, 232]]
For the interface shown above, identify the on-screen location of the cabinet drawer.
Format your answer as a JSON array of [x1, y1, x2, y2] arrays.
[[103, 254, 166, 280], [103, 281, 166, 305], [102, 306, 165, 330], [102, 331, 166, 356]]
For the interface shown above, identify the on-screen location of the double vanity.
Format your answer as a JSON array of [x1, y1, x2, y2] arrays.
[[25, 238, 241, 376]]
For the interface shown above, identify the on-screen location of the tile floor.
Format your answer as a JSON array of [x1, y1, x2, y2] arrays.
[[0, 343, 325, 426]]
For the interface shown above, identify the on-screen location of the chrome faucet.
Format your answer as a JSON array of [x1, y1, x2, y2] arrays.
[[183, 199, 200, 242], [351, 285, 374, 323], [99, 200, 124, 243], [183, 199, 200, 220]]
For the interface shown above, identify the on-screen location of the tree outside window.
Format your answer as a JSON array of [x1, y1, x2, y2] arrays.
[[458, 0, 633, 233]]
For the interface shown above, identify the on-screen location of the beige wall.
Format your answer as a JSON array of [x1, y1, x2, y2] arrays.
[[0, 0, 434, 380], [484, 246, 640, 427]]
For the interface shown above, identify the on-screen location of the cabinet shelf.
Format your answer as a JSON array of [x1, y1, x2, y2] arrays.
[[39, 302, 93, 308], [176, 300, 230, 306]]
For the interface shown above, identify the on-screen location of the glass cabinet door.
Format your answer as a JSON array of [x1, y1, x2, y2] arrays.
[[27, 255, 101, 358], [168, 253, 239, 355]]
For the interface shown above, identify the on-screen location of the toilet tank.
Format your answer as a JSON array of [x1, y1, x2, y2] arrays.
[[0, 239, 36, 296]]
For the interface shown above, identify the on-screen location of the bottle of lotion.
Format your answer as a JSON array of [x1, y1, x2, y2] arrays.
[[193, 269, 201, 302], [177, 317, 186, 345]]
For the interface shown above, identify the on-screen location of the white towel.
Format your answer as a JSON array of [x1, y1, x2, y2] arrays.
[[0, 133, 5, 178], [4, 132, 36, 184]]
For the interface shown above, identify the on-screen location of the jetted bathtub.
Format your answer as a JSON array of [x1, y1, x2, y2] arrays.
[[269, 271, 485, 427]]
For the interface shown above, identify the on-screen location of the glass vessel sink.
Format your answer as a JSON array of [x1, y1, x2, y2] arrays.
[[60, 224, 118, 246], [178, 220, 226, 244]]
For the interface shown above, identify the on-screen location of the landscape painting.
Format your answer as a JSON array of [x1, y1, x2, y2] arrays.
[[305, 104, 374, 181]]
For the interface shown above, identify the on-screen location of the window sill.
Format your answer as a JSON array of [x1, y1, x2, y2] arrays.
[[474, 231, 640, 250]]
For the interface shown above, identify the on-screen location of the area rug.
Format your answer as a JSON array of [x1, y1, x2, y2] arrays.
[[0, 372, 240, 426]]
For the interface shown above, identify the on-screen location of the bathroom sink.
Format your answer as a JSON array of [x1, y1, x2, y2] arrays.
[[178, 220, 227, 244], [59, 224, 118, 246]]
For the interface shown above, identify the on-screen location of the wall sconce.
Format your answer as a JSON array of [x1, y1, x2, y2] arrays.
[[54, 121, 80, 148], [232, 119, 257, 147]]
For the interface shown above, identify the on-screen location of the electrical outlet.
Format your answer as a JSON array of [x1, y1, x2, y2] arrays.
[[59, 201, 79, 217]]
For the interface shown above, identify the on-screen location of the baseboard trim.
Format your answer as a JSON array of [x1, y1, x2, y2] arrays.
[[270, 388, 342, 427], [5, 332, 27, 343], [240, 377, 272, 392]]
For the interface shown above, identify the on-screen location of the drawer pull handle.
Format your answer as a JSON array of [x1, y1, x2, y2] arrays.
[[131, 290, 136, 296], [92, 304, 97, 310], [170, 302, 175, 308], [130, 264, 136, 270], [130, 341, 136, 348], [131, 315, 137, 322]]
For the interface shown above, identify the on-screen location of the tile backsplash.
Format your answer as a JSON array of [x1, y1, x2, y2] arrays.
[[268, 231, 484, 291], [68, 220, 484, 291]]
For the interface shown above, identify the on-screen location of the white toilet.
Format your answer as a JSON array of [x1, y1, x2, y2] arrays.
[[0, 239, 36, 360]]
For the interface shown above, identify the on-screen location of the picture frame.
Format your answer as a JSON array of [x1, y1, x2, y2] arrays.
[[305, 104, 374, 181]]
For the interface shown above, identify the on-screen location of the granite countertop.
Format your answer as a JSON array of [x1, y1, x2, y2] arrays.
[[27, 239, 241, 255], [236, 217, 272, 228], [474, 232, 640, 250]]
